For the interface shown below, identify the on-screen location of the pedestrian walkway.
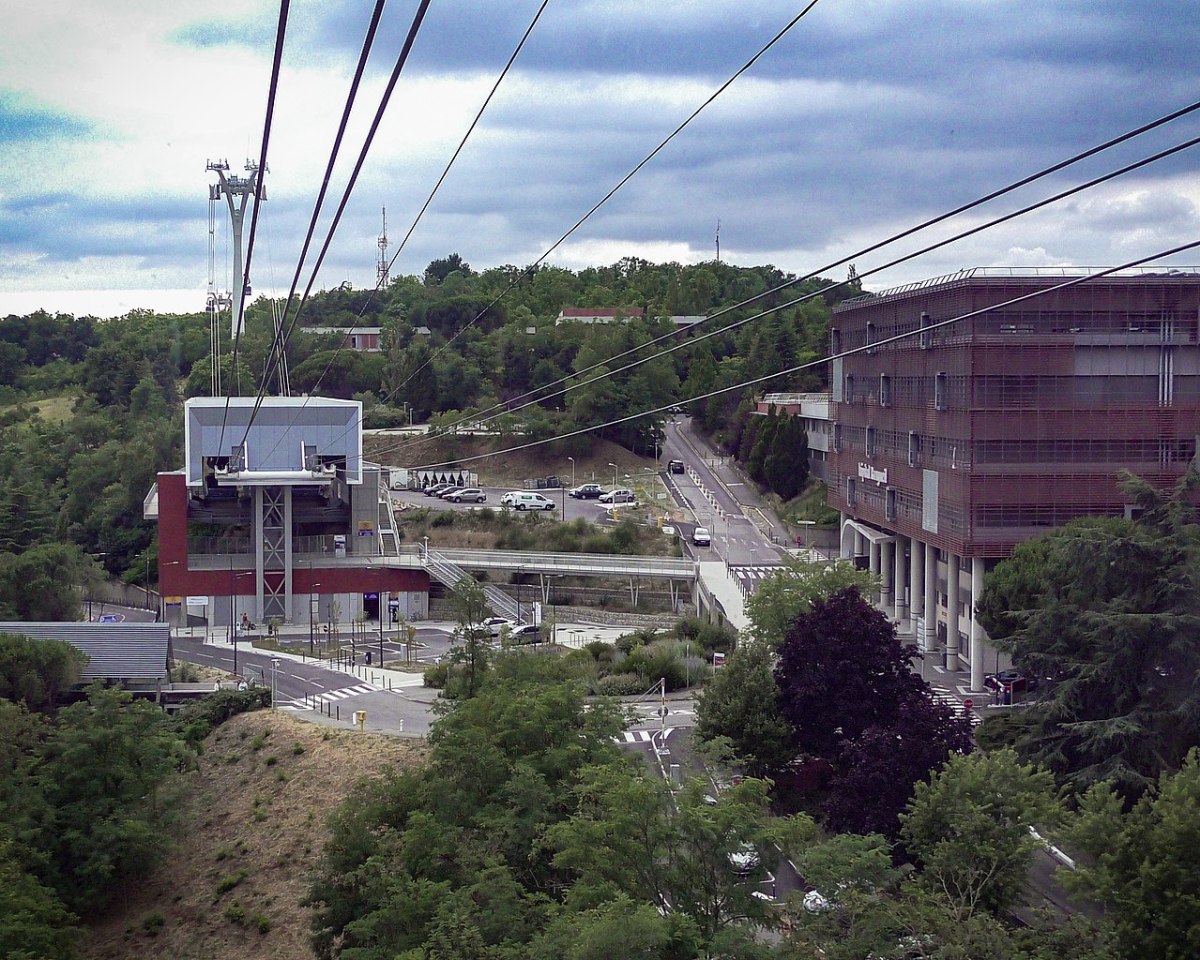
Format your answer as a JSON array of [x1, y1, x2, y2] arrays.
[[727, 564, 787, 594]]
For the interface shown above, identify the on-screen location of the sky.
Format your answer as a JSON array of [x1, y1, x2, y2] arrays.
[[1, 0, 1198, 319]]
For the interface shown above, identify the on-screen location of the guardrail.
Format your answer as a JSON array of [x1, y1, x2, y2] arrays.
[[437, 548, 696, 579]]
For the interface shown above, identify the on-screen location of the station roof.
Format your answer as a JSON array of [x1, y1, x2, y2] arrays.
[[0, 622, 171, 685]]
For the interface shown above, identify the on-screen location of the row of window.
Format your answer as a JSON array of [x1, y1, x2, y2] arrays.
[[832, 309, 1199, 354], [834, 424, 970, 469], [840, 372, 1200, 410], [842, 477, 966, 533]]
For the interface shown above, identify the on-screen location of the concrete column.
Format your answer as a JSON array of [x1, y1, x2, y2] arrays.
[[923, 542, 938, 652], [894, 535, 908, 626], [946, 552, 961, 665], [857, 530, 867, 562], [910, 537, 924, 619], [970, 557, 986, 692], [869, 540, 879, 576], [879, 540, 893, 610], [840, 514, 852, 559]]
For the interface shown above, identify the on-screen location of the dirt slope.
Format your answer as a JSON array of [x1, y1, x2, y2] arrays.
[[80, 711, 424, 960]]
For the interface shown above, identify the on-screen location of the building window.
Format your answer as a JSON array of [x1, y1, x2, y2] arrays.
[[919, 311, 932, 350], [879, 374, 892, 407], [908, 431, 920, 466], [847, 477, 858, 506], [866, 426, 877, 457], [833, 421, 843, 452], [845, 374, 856, 404], [935, 371, 947, 411], [886, 487, 897, 521], [831, 327, 841, 354], [866, 321, 876, 354]]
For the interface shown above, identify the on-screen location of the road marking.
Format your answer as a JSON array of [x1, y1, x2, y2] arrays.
[[620, 728, 675, 743]]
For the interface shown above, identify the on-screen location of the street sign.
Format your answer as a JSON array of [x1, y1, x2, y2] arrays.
[[713, 651, 727, 666], [962, 698, 974, 712]]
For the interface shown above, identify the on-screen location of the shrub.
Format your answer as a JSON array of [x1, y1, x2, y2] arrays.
[[583, 640, 614, 661], [431, 512, 455, 528], [215, 870, 247, 897], [596, 673, 648, 696], [423, 661, 451, 689], [292, 742, 305, 755], [142, 912, 165, 936], [251, 912, 272, 934], [172, 688, 271, 746], [224, 903, 246, 925]]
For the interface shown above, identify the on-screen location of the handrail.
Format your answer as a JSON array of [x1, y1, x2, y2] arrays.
[[437, 548, 696, 577]]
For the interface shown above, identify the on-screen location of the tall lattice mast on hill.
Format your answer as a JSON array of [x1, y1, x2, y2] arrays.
[[377, 207, 390, 287], [207, 158, 264, 393]]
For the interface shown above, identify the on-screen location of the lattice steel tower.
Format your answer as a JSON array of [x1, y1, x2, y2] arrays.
[[377, 207, 390, 287]]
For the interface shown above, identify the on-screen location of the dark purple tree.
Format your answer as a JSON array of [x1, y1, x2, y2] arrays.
[[774, 588, 928, 760], [774, 587, 974, 837], [822, 698, 975, 838]]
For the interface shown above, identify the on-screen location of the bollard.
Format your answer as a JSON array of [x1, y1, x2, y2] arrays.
[[336, 705, 340, 721], [354, 709, 367, 732], [398, 718, 404, 732]]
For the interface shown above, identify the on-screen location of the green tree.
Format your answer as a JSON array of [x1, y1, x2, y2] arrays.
[[764, 415, 809, 501], [695, 640, 792, 776], [0, 544, 99, 621], [446, 576, 492, 699], [0, 839, 80, 960], [745, 557, 877, 647], [900, 748, 1064, 919], [1065, 747, 1200, 960], [0, 634, 87, 712], [35, 684, 192, 914], [977, 492, 1200, 795]]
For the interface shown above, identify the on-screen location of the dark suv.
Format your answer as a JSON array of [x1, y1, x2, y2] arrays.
[[668, 459, 685, 474], [569, 483, 604, 499]]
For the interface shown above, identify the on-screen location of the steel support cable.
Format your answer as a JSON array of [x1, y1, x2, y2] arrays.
[[408, 240, 1200, 472], [286, 0, 552, 407], [235, 0, 432, 456], [378, 0, 551, 295], [380, 97, 1200, 454], [217, 0, 290, 456], [256, 0, 818, 466], [235, 0, 388, 450], [372, 131, 1200, 463], [378, 0, 823, 404]]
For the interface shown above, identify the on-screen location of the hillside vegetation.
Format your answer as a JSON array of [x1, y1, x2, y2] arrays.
[[79, 712, 423, 960]]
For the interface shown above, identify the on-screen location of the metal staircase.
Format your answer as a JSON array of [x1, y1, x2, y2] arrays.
[[426, 550, 519, 621], [377, 474, 402, 557]]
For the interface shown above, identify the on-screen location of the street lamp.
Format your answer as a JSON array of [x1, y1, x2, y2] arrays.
[[608, 461, 618, 490], [567, 456, 575, 489], [270, 656, 280, 709], [309, 581, 321, 656]]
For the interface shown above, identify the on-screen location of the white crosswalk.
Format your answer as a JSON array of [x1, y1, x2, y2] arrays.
[[728, 564, 787, 594], [930, 688, 982, 727], [280, 682, 378, 711], [621, 727, 676, 744]]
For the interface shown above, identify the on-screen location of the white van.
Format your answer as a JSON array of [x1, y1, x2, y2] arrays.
[[499, 491, 556, 511]]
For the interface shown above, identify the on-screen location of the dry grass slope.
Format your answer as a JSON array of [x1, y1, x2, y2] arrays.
[[80, 711, 424, 960]]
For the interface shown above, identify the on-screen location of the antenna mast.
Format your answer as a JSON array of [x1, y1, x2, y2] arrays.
[[715, 220, 721, 263], [377, 207, 390, 287]]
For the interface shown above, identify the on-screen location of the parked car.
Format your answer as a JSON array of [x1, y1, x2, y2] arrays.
[[728, 842, 761, 876], [447, 487, 486, 503], [424, 482, 454, 497], [499, 491, 556, 511], [692, 527, 712, 546], [668, 459, 685, 474], [569, 483, 604, 499], [984, 668, 1037, 693], [482, 616, 509, 637], [598, 487, 635, 505], [507, 622, 543, 644]]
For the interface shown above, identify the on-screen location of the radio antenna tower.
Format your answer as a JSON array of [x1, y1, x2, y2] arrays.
[[377, 207, 390, 287], [208, 158, 264, 345], [715, 220, 721, 263]]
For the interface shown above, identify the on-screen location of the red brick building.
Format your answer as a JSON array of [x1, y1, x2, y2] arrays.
[[826, 268, 1200, 690]]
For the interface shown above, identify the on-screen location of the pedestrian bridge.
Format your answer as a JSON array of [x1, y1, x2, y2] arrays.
[[436, 548, 696, 581]]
